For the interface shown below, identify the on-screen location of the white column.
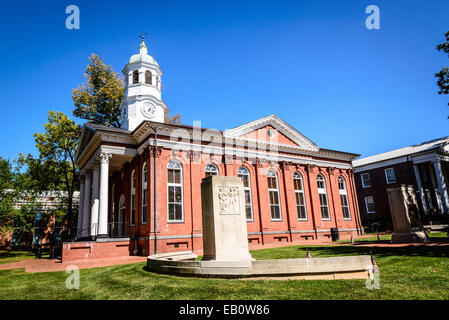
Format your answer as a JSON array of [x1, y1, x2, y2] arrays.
[[433, 159, 449, 214], [97, 153, 112, 238], [90, 164, 100, 237], [77, 176, 85, 239], [81, 171, 92, 238], [413, 164, 428, 215]]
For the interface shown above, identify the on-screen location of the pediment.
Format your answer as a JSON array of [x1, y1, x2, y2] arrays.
[[224, 114, 319, 152]]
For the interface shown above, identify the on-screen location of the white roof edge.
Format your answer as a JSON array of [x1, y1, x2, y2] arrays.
[[352, 136, 449, 168]]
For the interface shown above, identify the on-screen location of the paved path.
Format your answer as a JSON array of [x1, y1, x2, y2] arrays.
[[0, 256, 147, 273]]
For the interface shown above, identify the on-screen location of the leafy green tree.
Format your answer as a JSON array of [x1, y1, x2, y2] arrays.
[[72, 53, 181, 127], [0, 157, 14, 232], [18, 111, 81, 239], [436, 31, 449, 118], [72, 54, 124, 127], [0, 157, 40, 248]]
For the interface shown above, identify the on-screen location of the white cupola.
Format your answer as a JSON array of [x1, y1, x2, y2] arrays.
[[120, 37, 166, 131]]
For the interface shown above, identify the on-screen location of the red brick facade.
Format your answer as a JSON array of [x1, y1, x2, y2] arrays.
[[108, 147, 362, 257], [69, 116, 363, 262]]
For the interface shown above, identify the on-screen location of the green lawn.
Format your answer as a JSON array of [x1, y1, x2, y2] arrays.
[[0, 250, 49, 265], [0, 243, 448, 300]]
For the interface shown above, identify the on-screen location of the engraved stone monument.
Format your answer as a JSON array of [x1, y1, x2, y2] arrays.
[[201, 176, 253, 264], [386, 184, 428, 243]]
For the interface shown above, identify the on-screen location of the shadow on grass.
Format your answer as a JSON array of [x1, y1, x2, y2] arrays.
[[303, 241, 449, 259]]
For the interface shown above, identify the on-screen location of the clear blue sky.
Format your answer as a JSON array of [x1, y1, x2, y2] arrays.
[[0, 0, 447, 162]]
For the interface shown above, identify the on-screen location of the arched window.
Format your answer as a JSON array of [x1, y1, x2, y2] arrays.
[[338, 176, 351, 220], [293, 172, 307, 220], [111, 183, 116, 226], [145, 70, 152, 85], [132, 70, 139, 84], [118, 195, 126, 237], [267, 169, 281, 221], [142, 164, 148, 224], [205, 163, 218, 177], [130, 170, 136, 226], [238, 167, 253, 221], [317, 174, 330, 220], [167, 160, 183, 222]]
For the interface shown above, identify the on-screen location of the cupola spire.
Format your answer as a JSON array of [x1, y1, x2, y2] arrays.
[[138, 31, 148, 54]]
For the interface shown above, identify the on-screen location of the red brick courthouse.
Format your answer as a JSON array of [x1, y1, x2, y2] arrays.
[[63, 39, 363, 262]]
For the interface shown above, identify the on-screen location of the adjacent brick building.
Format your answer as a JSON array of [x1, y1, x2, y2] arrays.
[[353, 136, 449, 228]]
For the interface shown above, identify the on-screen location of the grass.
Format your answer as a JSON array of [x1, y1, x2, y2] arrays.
[[0, 250, 49, 265], [1, 242, 449, 300]]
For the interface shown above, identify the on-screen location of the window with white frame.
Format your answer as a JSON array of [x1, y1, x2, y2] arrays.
[[238, 167, 253, 221], [317, 174, 330, 220], [385, 168, 396, 184], [361, 173, 371, 188], [167, 160, 183, 222], [365, 196, 375, 214], [142, 163, 148, 224], [267, 169, 282, 221], [205, 163, 218, 177], [338, 176, 351, 220], [293, 172, 307, 220], [130, 170, 136, 226]]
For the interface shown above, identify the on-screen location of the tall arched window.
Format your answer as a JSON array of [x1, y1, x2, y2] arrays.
[[132, 70, 139, 84], [238, 167, 253, 221], [338, 176, 351, 220], [130, 170, 136, 226], [205, 163, 218, 177], [293, 172, 307, 220], [267, 169, 281, 221], [317, 174, 330, 220], [145, 70, 152, 85], [142, 163, 148, 224], [167, 160, 183, 222], [118, 195, 126, 237]]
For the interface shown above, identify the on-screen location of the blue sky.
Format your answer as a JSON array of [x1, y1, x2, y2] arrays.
[[0, 0, 447, 162]]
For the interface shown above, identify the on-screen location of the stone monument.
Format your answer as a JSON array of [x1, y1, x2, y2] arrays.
[[201, 176, 253, 265], [386, 184, 428, 243]]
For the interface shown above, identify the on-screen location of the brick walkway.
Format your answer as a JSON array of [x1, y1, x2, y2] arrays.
[[0, 256, 147, 273]]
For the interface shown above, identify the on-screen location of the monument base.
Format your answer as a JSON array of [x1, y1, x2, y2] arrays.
[[391, 231, 428, 243]]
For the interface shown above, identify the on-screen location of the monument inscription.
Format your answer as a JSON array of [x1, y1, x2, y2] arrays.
[[218, 186, 240, 214]]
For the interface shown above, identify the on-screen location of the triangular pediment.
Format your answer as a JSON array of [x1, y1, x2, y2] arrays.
[[224, 114, 319, 152]]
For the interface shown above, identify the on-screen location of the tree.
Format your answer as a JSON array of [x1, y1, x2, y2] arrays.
[[18, 111, 81, 239], [72, 53, 181, 127], [0, 157, 14, 230], [164, 107, 181, 125], [436, 31, 449, 118], [0, 157, 40, 248], [72, 54, 124, 127]]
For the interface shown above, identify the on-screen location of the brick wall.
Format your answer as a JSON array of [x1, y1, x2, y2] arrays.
[[106, 146, 362, 256], [354, 160, 416, 227]]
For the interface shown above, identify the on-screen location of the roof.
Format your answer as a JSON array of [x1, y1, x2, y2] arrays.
[[353, 136, 449, 167]]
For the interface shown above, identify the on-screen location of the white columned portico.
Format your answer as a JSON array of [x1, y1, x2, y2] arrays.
[[413, 164, 428, 214], [81, 171, 92, 238], [433, 159, 449, 214], [97, 153, 112, 238], [90, 163, 100, 237], [77, 175, 85, 239]]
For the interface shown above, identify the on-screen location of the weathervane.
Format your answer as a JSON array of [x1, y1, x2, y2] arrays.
[[139, 30, 148, 42]]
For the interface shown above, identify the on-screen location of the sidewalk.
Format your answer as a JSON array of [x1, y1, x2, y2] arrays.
[[0, 256, 147, 273]]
